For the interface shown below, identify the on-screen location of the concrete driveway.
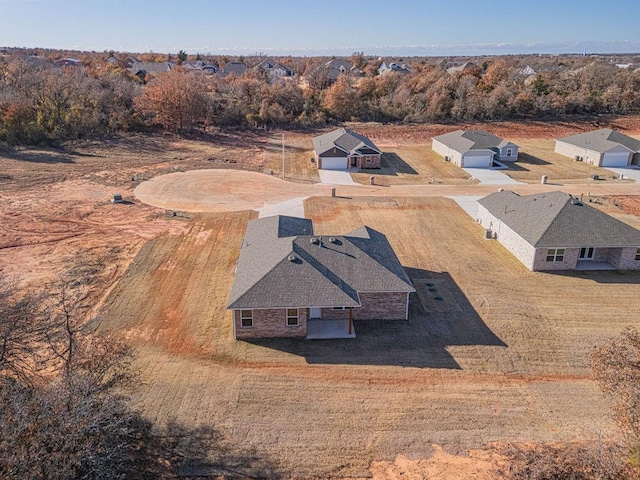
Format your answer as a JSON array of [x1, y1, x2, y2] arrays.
[[318, 169, 359, 186], [446, 195, 484, 220], [608, 166, 640, 182], [462, 168, 523, 185]]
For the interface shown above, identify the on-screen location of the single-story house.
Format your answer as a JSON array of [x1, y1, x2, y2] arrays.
[[255, 58, 294, 78], [432, 130, 519, 168], [554, 129, 640, 167], [227, 215, 415, 339], [313, 128, 382, 170], [477, 190, 640, 271]]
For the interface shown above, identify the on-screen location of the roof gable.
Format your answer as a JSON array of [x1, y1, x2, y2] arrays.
[[227, 216, 414, 310], [313, 128, 381, 156], [556, 129, 640, 153], [433, 130, 510, 154], [479, 191, 640, 248]]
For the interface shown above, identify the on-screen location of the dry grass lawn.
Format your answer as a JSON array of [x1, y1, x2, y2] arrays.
[[264, 132, 320, 183], [503, 138, 632, 184], [97, 196, 640, 478], [351, 145, 478, 186]]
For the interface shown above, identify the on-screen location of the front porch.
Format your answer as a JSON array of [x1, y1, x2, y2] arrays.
[[306, 318, 356, 340]]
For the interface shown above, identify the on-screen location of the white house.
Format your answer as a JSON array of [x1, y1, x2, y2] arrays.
[[478, 190, 640, 271], [554, 129, 640, 168], [431, 130, 518, 169]]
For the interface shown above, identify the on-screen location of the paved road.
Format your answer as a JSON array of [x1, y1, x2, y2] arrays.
[[134, 169, 640, 213]]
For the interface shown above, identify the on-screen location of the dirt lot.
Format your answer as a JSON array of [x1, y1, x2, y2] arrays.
[[93, 196, 640, 478], [2, 120, 640, 478]]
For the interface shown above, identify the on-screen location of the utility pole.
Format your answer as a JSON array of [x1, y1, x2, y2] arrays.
[[282, 133, 285, 179]]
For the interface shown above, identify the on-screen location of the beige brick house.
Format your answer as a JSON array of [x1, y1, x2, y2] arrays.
[[227, 216, 415, 340], [478, 190, 640, 272]]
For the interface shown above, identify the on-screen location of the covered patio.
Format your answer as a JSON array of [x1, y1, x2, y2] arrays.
[[575, 261, 617, 271], [306, 319, 356, 340]]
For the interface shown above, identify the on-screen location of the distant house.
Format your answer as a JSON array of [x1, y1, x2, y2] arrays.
[[183, 60, 219, 74], [478, 190, 640, 271], [255, 58, 294, 78], [432, 130, 518, 169], [227, 215, 415, 340], [378, 61, 411, 75], [222, 61, 248, 76], [554, 129, 640, 167], [446, 62, 476, 75], [54, 57, 82, 67], [321, 59, 354, 82], [128, 61, 174, 82], [313, 128, 382, 170]]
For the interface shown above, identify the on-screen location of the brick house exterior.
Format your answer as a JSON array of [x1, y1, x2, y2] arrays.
[[478, 191, 640, 272], [313, 128, 382, 170], [228, 216, 415, 339]]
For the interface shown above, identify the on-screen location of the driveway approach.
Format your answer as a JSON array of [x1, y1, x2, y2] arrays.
[[134, 169, 639, 213]]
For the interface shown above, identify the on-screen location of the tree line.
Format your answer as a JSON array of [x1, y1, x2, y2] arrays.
[[2, 53, 640, 144]]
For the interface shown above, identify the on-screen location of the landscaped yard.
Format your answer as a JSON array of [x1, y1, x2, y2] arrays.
[[96, 196, 640, 478]]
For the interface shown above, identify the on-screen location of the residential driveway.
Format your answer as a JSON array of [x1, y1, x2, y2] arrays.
[[462, 168, 523, 185], [608, 166, 640, 182], [318, 169, 359, 186], [257, 197, 308, 218], [446, 195, 484, 220]]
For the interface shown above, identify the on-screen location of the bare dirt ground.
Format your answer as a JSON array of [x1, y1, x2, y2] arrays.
[[94, 195, 640, 478], [2, 120, 640, 478]]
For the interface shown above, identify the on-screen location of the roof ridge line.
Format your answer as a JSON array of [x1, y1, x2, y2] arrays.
[[532, 193, 572, 247]]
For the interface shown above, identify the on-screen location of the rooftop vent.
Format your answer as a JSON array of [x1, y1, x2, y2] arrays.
[[310, 237, 319, 244], [329, 237, 338, 244], [288, 254, 298, 262]]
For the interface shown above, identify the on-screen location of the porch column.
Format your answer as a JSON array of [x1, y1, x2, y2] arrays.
[[348, 308, 353, 334]]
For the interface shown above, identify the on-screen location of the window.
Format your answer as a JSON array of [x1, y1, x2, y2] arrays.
[[506, 148, 513, 156], [579, 247, 594, 260], [240, 310, 253, 328], [546, 248, 565, 262], [366, 156, 372, 165], [286, 308, 299, 326], [636, 248, 640, 261]]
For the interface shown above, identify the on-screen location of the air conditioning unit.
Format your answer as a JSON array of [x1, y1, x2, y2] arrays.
[[444, 156, 451, 162], [484, 229, 494, 240]]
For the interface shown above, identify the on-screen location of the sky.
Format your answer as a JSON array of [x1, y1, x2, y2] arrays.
[[2, 0, 640, 56]]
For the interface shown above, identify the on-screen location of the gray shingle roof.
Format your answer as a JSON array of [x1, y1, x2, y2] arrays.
[[555, 129, 640, 153], [227, 216, 414, 310], [478, 190, 640, 248], [312, 128, 381, 157], [432, 130, 516, 154]]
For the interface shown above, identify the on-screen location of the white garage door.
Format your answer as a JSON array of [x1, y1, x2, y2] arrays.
[[320, 157, 348, 170], [602, 152, 629, 167], [462, 154, 493, 168]]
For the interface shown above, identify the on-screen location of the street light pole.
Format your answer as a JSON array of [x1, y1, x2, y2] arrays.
[[282, 133, 285, 179]]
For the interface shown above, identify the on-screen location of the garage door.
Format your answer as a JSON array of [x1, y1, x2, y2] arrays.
[[320, 157, 348, 170], [602, 152, 629, 167], [462, 154, 493, 168]]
